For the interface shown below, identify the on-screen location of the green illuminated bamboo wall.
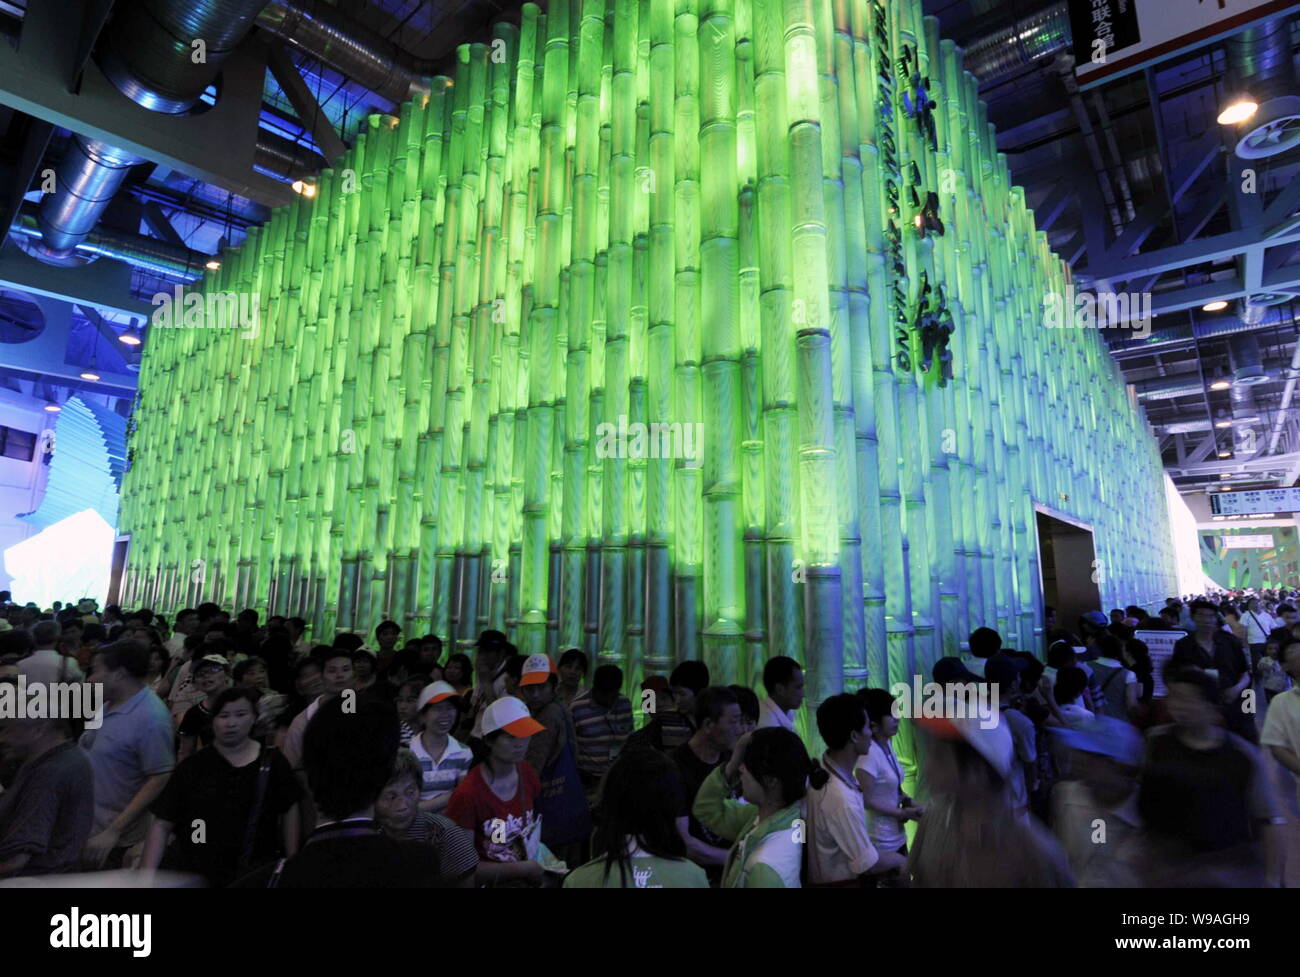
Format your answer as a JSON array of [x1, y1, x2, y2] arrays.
[[121, 0, 1177, 718]]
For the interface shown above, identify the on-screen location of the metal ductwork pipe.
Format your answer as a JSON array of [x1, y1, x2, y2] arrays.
[[960, 2, 1072, 87], [1239, 298, 1268, 325], [1111, 305, 1290, 355], [33, 0, 269, 262], [1133, 376, 1207, 401], [1229, 332, 1268, 385], [254, 130, 330, 185], [11, 207, 206, 282], [98, 0, 273, 114], [256, 0, 434, 104], [33, 136, 144, 260], [1227, 18, 1294, 101]]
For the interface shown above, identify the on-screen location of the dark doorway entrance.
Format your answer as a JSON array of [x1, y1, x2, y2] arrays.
[[1035, 507, 1101, 640]]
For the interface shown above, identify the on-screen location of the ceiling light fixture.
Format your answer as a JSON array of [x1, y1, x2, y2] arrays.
[[119, 325, 142, 346], [1217, 98, 1259, 126], [1202, 300, 1229, 312]]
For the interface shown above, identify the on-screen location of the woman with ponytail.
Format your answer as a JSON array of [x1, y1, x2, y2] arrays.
[[691, 727, 813, 887], [805, 693, 909, 886], [563, 746, 708, 888]]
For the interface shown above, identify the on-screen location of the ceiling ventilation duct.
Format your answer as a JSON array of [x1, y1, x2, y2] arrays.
[[30, 0, 270, 263], [959, 2, 1072, 87], [1229, 18, 1300, 159], [1229, 332, 1268, 387]]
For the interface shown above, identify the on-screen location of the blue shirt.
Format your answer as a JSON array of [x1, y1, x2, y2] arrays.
[[80, 686, 175, 839]]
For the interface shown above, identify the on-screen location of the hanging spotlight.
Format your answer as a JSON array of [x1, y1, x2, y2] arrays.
[[1217, 97, 1259, 126], [43, 403, 61, 413], [119, 325, 142, 346], [79, 369, 101, 381], [292, 180, 317, 198], [1202, 300, 1229, 312], [205, 259, 221, 271]]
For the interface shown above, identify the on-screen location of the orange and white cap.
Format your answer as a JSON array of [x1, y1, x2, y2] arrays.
[[519, 653, 557, 686], [417, 680, 460, 710], [481, 696, 545, 737]]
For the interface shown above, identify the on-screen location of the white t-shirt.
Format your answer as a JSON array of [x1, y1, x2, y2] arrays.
[[757, 696, 796, 733], [805, 761, 880, 884], [1261, 687, 1300, 804], [1056, 703, 1094, 728], [855, 741, 907, 851], [16, 648, 83, 685], [1243, 610, 1276, 645]]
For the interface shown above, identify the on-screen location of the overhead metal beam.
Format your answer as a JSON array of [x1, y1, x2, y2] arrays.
[[0, 238, 151, 320], [76, 303, 136, 373], [266, 42, 348, 167], [141, 201, 186, 251], [0, 0, 291, 208], [0, 111, 53, 238], [0, 292, 136, 393]]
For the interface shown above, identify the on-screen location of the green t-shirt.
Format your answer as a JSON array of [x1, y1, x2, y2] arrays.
[[563, 852, 709, 889]]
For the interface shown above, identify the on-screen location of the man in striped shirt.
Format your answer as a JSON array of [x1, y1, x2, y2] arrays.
[[570, 664, 634, 794]]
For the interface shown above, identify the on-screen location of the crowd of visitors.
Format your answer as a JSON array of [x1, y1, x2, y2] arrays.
[[0, 588, 1297, 887]]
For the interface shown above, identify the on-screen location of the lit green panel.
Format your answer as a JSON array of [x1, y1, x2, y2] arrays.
[[123, 1, 1178, 738]]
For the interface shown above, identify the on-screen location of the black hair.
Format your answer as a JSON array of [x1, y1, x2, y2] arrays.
[[1162, 664, 1219, 706], [31, 620, 61, 647], [558, 647, 589, 674], [287, 617, 307, 631], [694, 685, 739, 727], [314, 645, 355, 667], [728, 684, 760, 723], [816, 693, 868, 750], [593, 746, 690, 886], [669, 659, 710, 694], [743, 727, 815, 806], [1124, 605, 1144, 619], [212, 685, 261, 718], [303, 696, 401, 819], [332, 632, 364, 652], [196, 602, 222, 621], [443, 652, 473, 687], [1054, 665, 1087, 705], [1092, 632, 1122, 660], [1188, 599, 1219, 616], [503, 653, 528, 684], [761, 656, 802, 695], [232, 657, 267, 684], [1046, 641, 1076, 669], [93, 639, 151, 679], [294, 657, 323, 680], [967, 627, 1002, 659], [376, 620, 400, 637], [859, 688, 896, 727], [592, 663, 624, 695], [81, 623, 107, 645], [397, 676, 428, 697]]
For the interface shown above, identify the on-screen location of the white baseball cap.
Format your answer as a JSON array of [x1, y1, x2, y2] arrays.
[[417, 680, 459, 710], [519, 654, 556, 686], [481, 696, 545, 737]]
